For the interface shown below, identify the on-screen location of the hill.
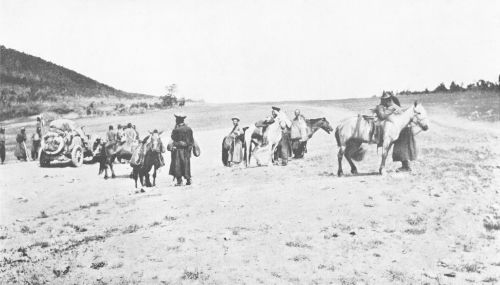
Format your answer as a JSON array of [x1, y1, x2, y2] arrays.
[[0, 45, 152, 120]]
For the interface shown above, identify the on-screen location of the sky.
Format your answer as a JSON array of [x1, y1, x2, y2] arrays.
[[1, 0, 499, 103]]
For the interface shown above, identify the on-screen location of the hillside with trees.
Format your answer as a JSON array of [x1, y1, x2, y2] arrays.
[[0, 45, 153, 120]]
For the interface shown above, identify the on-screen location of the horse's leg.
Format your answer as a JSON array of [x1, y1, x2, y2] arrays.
[[104, 167, 109, 179], [110, 162, 116, 178], [379, 141, 392, 175], [152, 166, 157, 186], [344, 150, 358, 175], [345, 141, 360, 175], [337, 146, 345, 177]]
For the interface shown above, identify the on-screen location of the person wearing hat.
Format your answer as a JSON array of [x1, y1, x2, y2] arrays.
[[14, 127, 28, 161], [228, 116, 244, 166], [374, 91, 416, 172], [169, 113, 194, 186], [270, 106, 292, 166], [0, 127, 6, 164]]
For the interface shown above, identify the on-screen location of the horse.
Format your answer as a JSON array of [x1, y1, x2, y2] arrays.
[[94, 137, 137, 179], [131, 132, 165, 189], [243, 119, 283, 167], [291, 117, 334, 158], [335, 101, 429, 176]]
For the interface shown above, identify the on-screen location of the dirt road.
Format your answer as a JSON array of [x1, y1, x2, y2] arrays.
[[1, 102, 499, 284]]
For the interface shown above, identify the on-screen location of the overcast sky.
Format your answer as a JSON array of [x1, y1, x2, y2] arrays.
[[1, 0, 499, 102]]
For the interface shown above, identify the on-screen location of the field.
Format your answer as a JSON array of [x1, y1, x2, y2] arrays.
[[0, 93, 499, 284]]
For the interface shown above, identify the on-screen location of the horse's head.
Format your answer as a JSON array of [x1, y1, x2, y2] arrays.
[[310, 118, 334, 134], [92, 137, 105, 156], [148, 130, 163, 152], [412, 101, 429, 131]]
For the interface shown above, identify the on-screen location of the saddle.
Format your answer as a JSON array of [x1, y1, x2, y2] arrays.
[[355, 114, 382, 146]]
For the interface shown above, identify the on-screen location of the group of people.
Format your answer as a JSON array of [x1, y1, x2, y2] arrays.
[[1, 116, 45, 163], [223, 92, 418, 172], [103, 115, 195, 187], [224, 106, 313, 167]]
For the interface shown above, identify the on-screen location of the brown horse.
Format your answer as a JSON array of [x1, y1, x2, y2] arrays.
[[335, 101, 429, 176], [94, 138, 137, 179], [292, 117, 334, 158]]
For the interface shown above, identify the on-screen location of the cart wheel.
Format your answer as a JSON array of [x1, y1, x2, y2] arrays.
[[71, 145, 84, 167], [39, 151, 50, 167]]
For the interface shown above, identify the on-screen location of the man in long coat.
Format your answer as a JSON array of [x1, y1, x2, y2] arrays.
[[228, 117, 244, 165], [14, 128, 28, 161], [169, 113, 194, 186], [271, 106, 292, 166], [375, 92, 416, 172]]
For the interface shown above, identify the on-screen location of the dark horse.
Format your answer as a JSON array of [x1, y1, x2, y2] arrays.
[[131, 133, 165, 189], [292, 117, 334, 158], [94, 138, 136, 179]]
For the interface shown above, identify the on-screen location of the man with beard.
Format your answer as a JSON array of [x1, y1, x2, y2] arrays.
[[169, 113, 194, 186]]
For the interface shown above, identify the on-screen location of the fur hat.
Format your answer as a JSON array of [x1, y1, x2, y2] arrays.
[[231, 116, 240, 122], [272, 106, 280, 112], [174, 113, 186, 119]]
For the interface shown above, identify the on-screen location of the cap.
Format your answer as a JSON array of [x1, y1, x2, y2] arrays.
[[272, 106, 281, 112], [174, 113, 187, 119], [231, 116, 240, 121]]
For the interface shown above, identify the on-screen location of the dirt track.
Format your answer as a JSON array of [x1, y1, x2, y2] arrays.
[[1, 102, 499, 284]]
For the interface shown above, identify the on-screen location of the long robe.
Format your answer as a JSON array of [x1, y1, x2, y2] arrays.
[[392, 126, 417, 162], [169, 123, 194, 179], [14, 133, 27, 160], [229, 125, 244, 163]]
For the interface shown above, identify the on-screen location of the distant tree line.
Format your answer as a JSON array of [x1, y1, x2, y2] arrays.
[[396, 78, 500, 96]]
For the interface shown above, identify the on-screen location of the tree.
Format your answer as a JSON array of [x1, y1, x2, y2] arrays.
[[433, 83, 448, 93], [161, 84, 178, 107], [449, 81, 464, 92]]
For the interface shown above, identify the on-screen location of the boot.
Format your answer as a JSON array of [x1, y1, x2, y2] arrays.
[[175, 177, 183, 186], [186, 178, 192, 186], [397, 160, 411, 172]]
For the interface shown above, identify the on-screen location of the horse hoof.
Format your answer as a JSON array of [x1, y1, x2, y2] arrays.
[[112, 175, 116, 179], [351, 169, 358, 175], [379, 168, 386, 176], [104, 176, 109, 179], [337, 171, 343, 177]]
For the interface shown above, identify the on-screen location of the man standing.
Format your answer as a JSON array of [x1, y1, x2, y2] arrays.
[[291, 109, 308, 158], [375, 92, 416, 172], [117, 124, 124, 142], [132, 125, 140, 140], [228, 117, 244, 166], [31, 127, 42, 160], [106, 125, 117, 151], [0, 127, 5, 164], [14, 128, 28, 161], [271, 106, 292, 166], [169, 113, 194, 186]]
